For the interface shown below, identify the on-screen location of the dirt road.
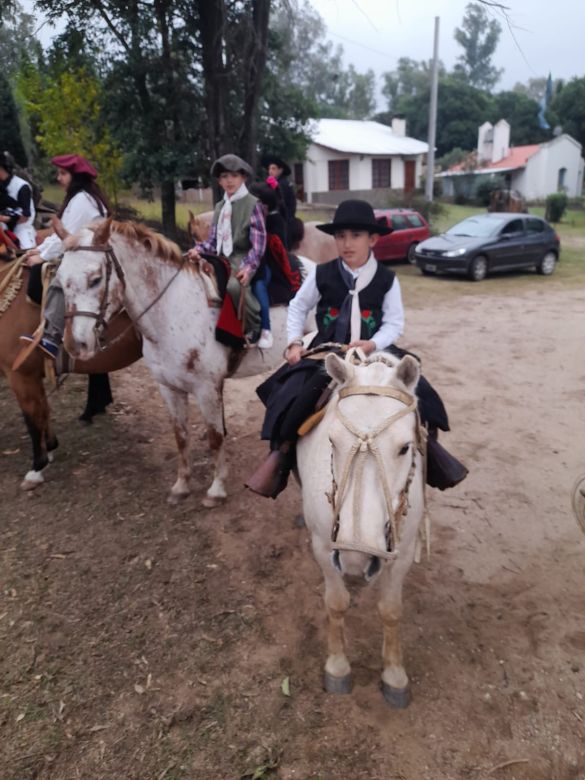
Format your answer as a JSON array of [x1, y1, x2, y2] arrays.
[[1, 283, 584, 780]]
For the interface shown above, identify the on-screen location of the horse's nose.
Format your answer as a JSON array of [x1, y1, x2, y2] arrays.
[[365, 556, 381, 581]]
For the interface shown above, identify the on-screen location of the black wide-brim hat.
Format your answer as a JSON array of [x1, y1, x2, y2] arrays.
[[261, 154, 291, 177], [210, 154, 253, 178], [316, 199, 392, 235]]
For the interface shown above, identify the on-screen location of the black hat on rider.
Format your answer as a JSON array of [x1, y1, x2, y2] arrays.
[[261, 154, 291, 176], [316, 199, 392, 236], [210, 154, 253, 178], [0, 151, 15, 175]]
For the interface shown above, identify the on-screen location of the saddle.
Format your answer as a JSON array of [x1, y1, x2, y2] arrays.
[[197, 252, 247, 351]]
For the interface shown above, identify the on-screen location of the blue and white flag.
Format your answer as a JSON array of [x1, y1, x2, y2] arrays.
[[538, 73, 553, 130]]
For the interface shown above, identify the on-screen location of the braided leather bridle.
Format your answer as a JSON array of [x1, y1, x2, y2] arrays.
[[328, 380, 423, 562]]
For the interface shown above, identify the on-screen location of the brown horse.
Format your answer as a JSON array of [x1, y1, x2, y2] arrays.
[[0, 258, 142, 489]]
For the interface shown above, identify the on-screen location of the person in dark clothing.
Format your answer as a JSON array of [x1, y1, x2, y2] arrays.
[[245, 199, 468, 499], [262, 154, 297, 248], [249, 182, 302, 349], [0, 151, 36, 250]]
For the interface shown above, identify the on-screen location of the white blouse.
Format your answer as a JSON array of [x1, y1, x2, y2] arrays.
[[39, 191, 106, 261]]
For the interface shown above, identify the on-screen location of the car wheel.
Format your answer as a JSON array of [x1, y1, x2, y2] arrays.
[[407, 243, 418, 264], [468, 255, 487, 282], [537, 251, 557, 276]]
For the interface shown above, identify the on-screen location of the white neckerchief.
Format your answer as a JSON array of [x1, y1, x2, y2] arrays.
[[216, 182, 249, 257], [342, 253, 378, 342]]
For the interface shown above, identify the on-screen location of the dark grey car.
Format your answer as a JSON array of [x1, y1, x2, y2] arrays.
[[415, 213, 561, 281]]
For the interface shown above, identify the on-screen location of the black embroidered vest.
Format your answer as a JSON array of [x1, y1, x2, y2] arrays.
[[314, 259, 395, 346]]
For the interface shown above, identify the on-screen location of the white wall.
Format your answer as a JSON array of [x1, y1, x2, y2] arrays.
[[523, 135, 584, 199], [301, 143, 423, 200]]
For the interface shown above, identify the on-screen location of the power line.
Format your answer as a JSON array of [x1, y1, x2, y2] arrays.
[[328, 30, 399, 62]]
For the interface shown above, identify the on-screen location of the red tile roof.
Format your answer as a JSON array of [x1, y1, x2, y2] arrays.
[[450, 144, 540, 173]]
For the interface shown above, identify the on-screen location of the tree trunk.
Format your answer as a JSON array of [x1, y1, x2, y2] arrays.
[[161, 180, 176, 237], [239, 0, 271, 168]]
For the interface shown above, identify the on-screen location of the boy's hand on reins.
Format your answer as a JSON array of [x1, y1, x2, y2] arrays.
[[236, 267, 252, 286], [349, 339, 376, 355], [23, 250, 43, 267], [286, 344, 304, 365], [186, 247, 202, 264]]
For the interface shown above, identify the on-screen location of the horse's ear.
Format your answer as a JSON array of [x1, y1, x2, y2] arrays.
[[93, 217, 113, 246], [188, 209, 195, 221], [325, 353, 354, 385], [395, 355, 420, 394]]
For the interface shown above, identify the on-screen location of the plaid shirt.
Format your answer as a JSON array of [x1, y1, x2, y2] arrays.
[[195, 202, 266, 274]]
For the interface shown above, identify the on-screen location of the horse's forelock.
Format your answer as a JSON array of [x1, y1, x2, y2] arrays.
[[104, 220, 182, 265]]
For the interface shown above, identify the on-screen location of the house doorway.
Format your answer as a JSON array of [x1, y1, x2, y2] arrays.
[[404, 160, 415, 193]]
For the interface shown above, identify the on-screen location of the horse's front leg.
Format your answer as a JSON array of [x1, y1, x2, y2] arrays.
[[9, 370, 51, 490], [192, 379, 227, 508], [157, 384, 192, 504], [312, 537, 352, 693], [377, 561, 412, 709]]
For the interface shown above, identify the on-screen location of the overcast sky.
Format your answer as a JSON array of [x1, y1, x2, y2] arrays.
[[309, 0, 584, 95], [27, 0, 584, 98]]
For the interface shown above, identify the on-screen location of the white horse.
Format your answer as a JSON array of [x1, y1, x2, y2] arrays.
[[56, 219, 314, 506], [296, 350, 426, 708]]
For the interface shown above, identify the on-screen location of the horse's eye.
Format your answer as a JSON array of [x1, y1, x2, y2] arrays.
[[398, 443, 410, 456], [89, 276, 102, 289]]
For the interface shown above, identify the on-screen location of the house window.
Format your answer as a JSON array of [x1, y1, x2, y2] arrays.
[[558, 167, 567, 191], [328, 160, 349, 191], [372, 158, 392, 188]]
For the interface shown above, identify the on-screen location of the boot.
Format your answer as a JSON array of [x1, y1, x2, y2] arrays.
[[426, 435, 468, 490], [245, 443, 292, 499]]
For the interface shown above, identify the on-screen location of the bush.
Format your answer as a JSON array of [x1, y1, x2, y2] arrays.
[[545, 192, 568, 222], [385, 191, 446, 225], [475, 175, 507, 207]]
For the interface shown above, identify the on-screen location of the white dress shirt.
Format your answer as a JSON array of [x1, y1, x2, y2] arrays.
[[38, 191, 105, 261], [287, 254, 404, 350]]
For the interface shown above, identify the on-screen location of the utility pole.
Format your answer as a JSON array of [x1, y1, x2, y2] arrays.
[[425, 16, 440, 202]]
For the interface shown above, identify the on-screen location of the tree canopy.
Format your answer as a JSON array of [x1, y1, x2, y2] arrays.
[[453, 2, 503, 90]]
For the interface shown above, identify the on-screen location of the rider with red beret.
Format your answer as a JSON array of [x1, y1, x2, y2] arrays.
[[20, 154, 110, 359]]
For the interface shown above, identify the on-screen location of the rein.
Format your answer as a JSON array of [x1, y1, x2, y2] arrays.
[[63, 243, 187, 350], [329, 382, 421, 562]]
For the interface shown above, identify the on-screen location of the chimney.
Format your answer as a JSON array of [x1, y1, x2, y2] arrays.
[[391, 116, 406, 137], [491, 119, 510, 163], [477, 121, 493, 163]]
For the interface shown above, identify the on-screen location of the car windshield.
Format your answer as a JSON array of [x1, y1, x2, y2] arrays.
[[446, 217, 506, 238]]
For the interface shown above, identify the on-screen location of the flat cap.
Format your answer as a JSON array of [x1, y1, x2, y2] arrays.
[[210, 154, 253, 178]]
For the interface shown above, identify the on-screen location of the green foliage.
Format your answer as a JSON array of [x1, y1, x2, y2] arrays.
[[490, 91, 548, 146], [548, 77, 585, 150], [453, 2, 503, 90], [0, 72, 27, 165], [382, 57, 445, 111], [266, 3, 375, 122], [18, 65, 123, 199], [545, 192, 568, 223], [475, 174, 507, 206], [436, 147, 468, 171]]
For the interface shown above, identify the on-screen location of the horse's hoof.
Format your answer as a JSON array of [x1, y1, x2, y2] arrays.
[[201, 495, 226, 509], [21, 471, 44, 491], [381, 681, 411, 709], [167, 491, 190, 506], [324, 671, 352, 694]]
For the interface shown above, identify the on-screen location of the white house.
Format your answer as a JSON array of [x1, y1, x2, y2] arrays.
[[293, 118, 429, 205], [438, 119, 585, 200]]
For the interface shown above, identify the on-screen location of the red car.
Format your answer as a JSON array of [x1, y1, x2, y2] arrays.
[[373, 208, 431, 263]]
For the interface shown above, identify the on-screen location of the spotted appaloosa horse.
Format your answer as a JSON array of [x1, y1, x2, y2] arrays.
[[296, 350, 426, 708], [0, 257, 142, 489], [55, 219, 314, 506]]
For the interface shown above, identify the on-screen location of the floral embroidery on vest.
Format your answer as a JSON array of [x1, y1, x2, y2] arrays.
[[360, 309, 377, 337], [322, 306, 340, 329]]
